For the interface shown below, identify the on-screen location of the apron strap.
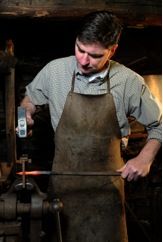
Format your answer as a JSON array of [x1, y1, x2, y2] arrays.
[[71, 71, 76, 92]]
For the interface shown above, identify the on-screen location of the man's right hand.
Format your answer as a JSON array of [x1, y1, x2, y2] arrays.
[[26, 111, 35, 126]]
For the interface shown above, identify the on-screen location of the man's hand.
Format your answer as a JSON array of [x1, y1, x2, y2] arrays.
[[16, 96, 36, 136], [16, 111, 34, 137], [117, 139, 161, 182], [117, 157, 151, 181], [26, 111, 35, 126], [21, 95, 36, 126]]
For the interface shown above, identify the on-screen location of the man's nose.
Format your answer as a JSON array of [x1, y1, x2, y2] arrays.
[[80, 53, 90, 65]]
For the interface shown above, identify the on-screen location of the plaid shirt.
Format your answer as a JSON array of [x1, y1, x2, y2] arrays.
[[26, 56, 162, 142]]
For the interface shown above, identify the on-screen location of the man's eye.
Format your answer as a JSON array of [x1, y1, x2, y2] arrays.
[[89, 54, 103, 59], [77, 44, 103, 58], [77, 45, 85, 53], [78, 48, 85, 53]]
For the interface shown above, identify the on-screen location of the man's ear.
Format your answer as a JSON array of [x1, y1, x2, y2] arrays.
[[109, 44, 118, 58]]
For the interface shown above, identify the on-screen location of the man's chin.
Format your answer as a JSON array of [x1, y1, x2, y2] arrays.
[[79, 67, 96, 75]]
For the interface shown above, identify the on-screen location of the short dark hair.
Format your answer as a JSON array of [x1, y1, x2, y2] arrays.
[[77, 11, 122, 48]]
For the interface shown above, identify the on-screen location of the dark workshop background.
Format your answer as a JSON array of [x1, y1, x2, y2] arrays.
[[0, 1, 162, 242]]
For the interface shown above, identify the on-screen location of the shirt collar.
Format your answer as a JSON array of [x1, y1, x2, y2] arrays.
[[88, 68, 109, 83], [75, 62, 110, 83]]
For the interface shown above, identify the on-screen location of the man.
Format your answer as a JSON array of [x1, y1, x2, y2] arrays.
[[20, 11, 161, 242]]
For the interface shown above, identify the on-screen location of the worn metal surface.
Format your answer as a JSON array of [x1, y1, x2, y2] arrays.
[[143, 75, 162, 103], [0, 177, 63, 242]]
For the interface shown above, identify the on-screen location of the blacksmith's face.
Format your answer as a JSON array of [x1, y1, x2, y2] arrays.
[[75, 39, 117, 75]]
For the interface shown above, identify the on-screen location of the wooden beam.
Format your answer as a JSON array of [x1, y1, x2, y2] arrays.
[[5, 67, 16, 165], [0, 3, 161, 26]]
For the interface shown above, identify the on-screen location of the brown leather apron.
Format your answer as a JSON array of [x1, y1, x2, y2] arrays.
[[49, 72, 128, 242]]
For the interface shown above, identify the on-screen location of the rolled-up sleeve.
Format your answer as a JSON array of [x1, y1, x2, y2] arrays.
[[127, 76, 162, 143], [140, 84, 162, 142], [26, 65, 49, 105]]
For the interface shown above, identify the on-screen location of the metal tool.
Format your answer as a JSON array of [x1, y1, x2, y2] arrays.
[[16, 170, 121, 176], [17, 106, 27, 138], [0, 178, 63, 242]]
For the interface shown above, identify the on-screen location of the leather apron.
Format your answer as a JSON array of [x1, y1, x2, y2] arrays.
[[48, 72, 128, 242]]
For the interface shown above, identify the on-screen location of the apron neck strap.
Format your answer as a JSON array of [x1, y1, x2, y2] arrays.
[[71, 71, 76, 92]]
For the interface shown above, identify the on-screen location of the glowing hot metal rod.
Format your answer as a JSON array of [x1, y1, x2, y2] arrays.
[[16, 170, 121, 176]]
